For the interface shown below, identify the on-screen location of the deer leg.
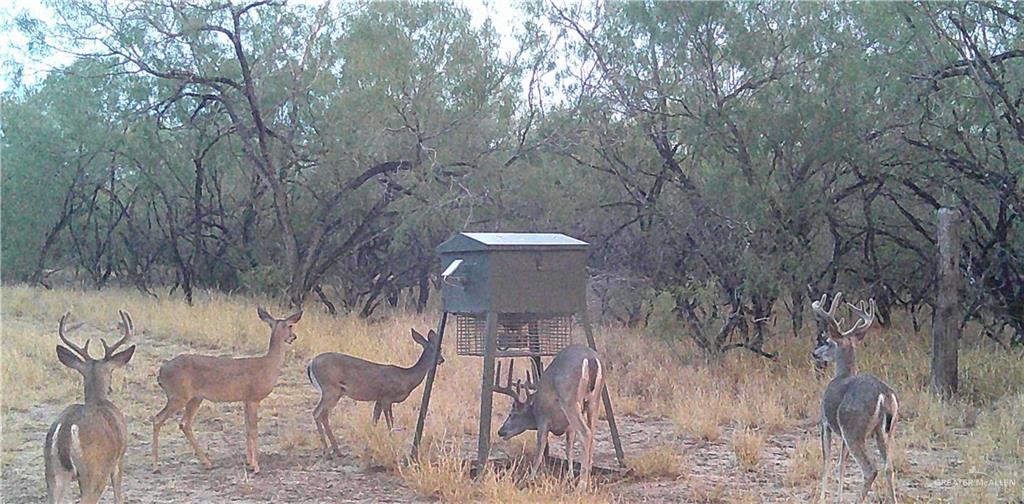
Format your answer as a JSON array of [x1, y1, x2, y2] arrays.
[[313, 388, 343, 458], [565, 411, 592, 482], [876, 426, 897, 504], [152, 396, 187, 473], [321, 411, 343, 458], [530, 424, 550, 480], [111, 459, 124, 504], [78, 471, 109, 504], [45, 447, 72, 504], [584, 396, 600, 482], [836, 440, 849, 504], [564, 429, 576, 478], [179, 397, 212, 469], [383, 404, 395, 431], [846, 438, 876, 504], [819, 422, 832, 504], [244, 401, 261, 474], [372, 401, 383, 425]]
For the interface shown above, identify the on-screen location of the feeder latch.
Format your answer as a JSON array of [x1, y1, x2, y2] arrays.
[[442, 258, 466, 288]]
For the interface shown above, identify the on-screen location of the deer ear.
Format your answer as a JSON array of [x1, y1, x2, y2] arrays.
[[411, 329, 427, 345], [427, 329, 437, 342], [285, 310, 303, 325], [106, 345, 136, 367], [56, 346, 85, 372], [257, 306, 274, 324]]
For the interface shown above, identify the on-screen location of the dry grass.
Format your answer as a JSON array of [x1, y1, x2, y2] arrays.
[[627, 445, 686, 480], [2, 284, 1023, 502], [730, 428, 764, 471], [786, 437, 822, 487]]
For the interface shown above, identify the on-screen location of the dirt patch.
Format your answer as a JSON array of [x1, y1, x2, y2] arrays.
[[0, 321, 996, 503]]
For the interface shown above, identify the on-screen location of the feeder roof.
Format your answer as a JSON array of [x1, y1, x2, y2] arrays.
[[437, 232, 589, 253]]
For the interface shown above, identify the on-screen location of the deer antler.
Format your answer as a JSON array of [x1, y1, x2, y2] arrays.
[[842, 299, 876, 338], [524, 368, 538, 392], [493, 360, 520, 399], [102, 310, 134, 359], [813, 293, 876, 339], [58, 311, 91, 360]]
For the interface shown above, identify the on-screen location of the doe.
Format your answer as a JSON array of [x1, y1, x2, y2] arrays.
[[307, 328, 443, 458], [151, 307, 301, 474]]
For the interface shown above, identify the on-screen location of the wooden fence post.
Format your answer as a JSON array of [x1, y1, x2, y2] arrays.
[[931, 207, 960, 397]]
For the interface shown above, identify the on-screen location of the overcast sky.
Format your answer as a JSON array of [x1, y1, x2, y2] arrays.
[[0, 0, 526, 94]]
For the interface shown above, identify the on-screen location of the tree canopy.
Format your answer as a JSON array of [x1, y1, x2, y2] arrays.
[[3, 0, 1021, 352]]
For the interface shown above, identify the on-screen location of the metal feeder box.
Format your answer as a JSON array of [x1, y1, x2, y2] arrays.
[[411, 232, 625, 471], [437, 232, 588, 315], [438, 233, 587, 358]]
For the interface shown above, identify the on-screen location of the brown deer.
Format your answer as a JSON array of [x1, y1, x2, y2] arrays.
[[494, 344, 603, 482], [45, 311, 136, 504], [151, 307, 301, 474], [306, 329, 443, 458], [812, 293, 899, 504]]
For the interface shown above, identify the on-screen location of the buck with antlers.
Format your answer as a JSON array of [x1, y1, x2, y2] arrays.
[[494, 344, 603, 482], [812, 292, 899, 503], [307, 329, 443, 458], [45, 311, 136, 504], [151, 307, 301, 474]]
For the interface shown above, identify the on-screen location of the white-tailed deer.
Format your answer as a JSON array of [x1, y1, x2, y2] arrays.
[[45, 311, 136, 504], [494, 344, 603, 482], [812, 293, 899, 504], [307, 329, 443, 458], [151, 307, 301, 474]]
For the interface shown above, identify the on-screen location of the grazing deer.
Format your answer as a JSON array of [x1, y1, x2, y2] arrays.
[[45, 311, 136, 504], [151, 307, 301, 474], [494, 344, 603, 482], [812, 293, 899, 504], [307, 329, 443, 458]]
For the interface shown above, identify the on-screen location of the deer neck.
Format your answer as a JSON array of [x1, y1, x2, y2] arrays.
[[264, 334, 287, 365], [833, 345, 858, 379], [82, 374, 110, 405], [400, 346, 434, 389]]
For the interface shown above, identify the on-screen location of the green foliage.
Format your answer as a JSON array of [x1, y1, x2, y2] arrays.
[[1, 0, 1021, 341]]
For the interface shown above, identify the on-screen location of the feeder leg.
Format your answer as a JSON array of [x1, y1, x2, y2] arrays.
[[411, 312, 448, 459], [476, 311, 499, 475], [582, 311, 626, 466]]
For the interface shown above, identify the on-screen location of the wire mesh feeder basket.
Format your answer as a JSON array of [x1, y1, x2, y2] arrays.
[[455, 313, 572, 358]]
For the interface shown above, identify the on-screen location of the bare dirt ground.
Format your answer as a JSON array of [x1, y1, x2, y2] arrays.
[[0, 318, 998, 503]]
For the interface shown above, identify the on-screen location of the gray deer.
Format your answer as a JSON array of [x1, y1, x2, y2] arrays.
[[494, 344, 603, 482], [306, 328, 443, 458], [812, 293, 899, 503], [45, 311, 136, 504]]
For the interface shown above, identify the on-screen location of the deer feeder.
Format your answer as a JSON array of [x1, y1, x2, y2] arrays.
[[411, 232, 625, 471]]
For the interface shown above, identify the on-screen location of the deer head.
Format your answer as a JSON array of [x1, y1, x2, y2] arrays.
[[811, 292, 876, 366], [55, 310, 136, 403], [257, 307, 302, 344], [494, 360, 539, 440], [411, 328, 444, 365]]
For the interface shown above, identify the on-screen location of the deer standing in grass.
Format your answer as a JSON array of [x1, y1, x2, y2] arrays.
[[495, 344, 603, 482], [307, 329, 443, 458], [151, 307, 301, 474], [45, 311, 136, 504], [812, 293, 899, 504]]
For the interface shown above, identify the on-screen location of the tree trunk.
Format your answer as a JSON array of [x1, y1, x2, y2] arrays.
[[931, 208, 960, 398]]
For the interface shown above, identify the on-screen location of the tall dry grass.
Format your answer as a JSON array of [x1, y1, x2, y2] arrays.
[[2, 284, 1022, 501]]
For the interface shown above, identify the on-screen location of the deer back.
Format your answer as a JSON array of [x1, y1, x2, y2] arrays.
[[46, 403, 128, 479]]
